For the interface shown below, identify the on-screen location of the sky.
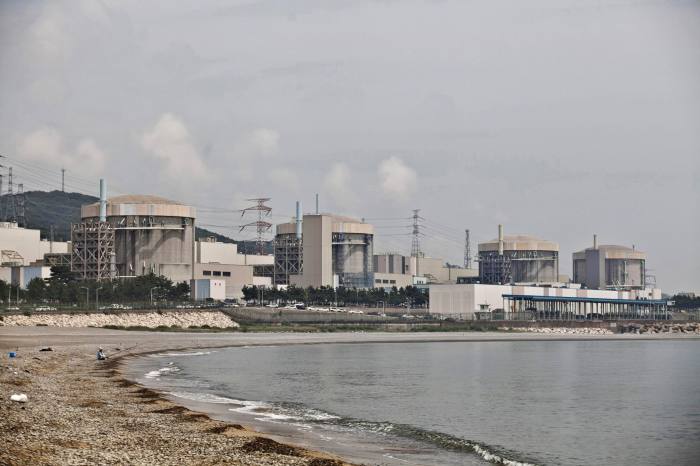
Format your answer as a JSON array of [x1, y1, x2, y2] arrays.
[[1, 0, 698, 292]]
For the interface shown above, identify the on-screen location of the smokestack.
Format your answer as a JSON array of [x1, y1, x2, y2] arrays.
[[593, 234, 598, 250], [498, 224, 504, 255], [295, 201, 302, 239], [99, 178, 107, 222], [315, 193, 319, 214]]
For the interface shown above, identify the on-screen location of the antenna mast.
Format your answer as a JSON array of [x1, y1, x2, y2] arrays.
[[464, 229, 471, 269]]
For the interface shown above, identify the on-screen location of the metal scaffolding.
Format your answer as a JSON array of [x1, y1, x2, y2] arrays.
[[273, 234, 302, 285], [71, 221, 115, 281]]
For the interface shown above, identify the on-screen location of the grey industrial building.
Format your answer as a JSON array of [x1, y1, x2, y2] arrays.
[[573, 235, 646, 290], [478, 225, 559, 285], [275, 212, 374, 288], [77, 193, 196, 282]]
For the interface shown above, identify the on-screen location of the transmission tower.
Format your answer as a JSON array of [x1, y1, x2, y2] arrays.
[[6, 167, 16, 223], [410, 209, 423, 257], [240, 198, 272, 255], [464, 229, 471, 269], [16, 183, 25, 227], [61, 168, 66, 192]]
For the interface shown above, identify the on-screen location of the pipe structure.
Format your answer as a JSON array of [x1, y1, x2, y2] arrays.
[[295, 201, 302, 239], [498, 224, 504, 255], [315, 193, 319, 214], [593, 234, 598, 250], [99, 178, 107, 222]]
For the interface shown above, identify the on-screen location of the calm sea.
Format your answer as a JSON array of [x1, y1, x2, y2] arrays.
[[130, 340, 700, 466]]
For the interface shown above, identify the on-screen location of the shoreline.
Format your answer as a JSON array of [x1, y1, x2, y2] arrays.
[[2, 328, 699, 465]]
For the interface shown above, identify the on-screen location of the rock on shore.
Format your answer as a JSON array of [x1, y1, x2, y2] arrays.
[[0, 311, 238, 329], [499, 326, 613, 335]]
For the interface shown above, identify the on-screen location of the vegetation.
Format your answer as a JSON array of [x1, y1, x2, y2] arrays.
[[0, 267, 190, 308], [670, 294, 700, 310], [241, 284, 428, 307]]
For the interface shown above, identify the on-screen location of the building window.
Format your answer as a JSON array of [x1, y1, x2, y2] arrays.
[[223, 271, 231, 277], [383, 279, 389, 284], [390, 280, 396, 284], [203, 271, 212, 276], [213, 271, 222, 276], [375, 279, 381, 283]]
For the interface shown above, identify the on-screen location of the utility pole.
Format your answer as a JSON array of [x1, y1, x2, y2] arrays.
[[95, 287, 102, 312], [81, 286, 90, 309], [61, 168, 66, 192], [240, 198, 272, 255]]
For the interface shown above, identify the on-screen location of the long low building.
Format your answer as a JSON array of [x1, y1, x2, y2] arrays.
[[429, 284, 665, 321]]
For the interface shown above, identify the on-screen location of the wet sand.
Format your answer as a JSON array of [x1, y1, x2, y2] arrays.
[[2, 327, 698, 465]]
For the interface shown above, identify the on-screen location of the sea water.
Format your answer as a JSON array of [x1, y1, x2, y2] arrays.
[[129, 340, 700, 466]]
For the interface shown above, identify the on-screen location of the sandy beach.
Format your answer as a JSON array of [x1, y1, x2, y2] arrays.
[[2, 327, 698, 466]]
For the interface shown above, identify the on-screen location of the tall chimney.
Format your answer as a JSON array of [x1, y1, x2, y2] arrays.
[[99, 178, 107, 222], [295, 201, 302, 239], [593, 234, 598, 250], [315, 193, 319, 214], [498, 224, 504, 255]]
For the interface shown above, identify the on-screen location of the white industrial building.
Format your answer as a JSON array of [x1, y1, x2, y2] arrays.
[[429, 283, 664, 320], [0, 222, 69, 266]]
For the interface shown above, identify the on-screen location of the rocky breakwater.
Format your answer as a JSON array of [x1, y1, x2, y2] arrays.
[[0, 311, 239, 329], [623, 322, 700, 335], [499, 326, 613, 335]]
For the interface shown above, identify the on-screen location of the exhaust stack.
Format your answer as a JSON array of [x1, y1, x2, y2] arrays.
[[593, 234, 598, 250], [498, 224, 504, 255], [99, 178, 107, 222], [295, 201, 302, 239], [315, 193, 319, 214]]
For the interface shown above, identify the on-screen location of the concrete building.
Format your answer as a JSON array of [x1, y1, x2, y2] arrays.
[[374, 253, 412, 275], [190, 279, 226, 301], [373, 253, 477, 284], [478, 225, 559, 285], [373, 272, 413, 290], [79, 194, 196, 282], [277, 213, 374, 288], [573, 235, 646, 290], [194, 238, 274, 299], [430, 283, 664, 320], [0, 222, 69, 266]]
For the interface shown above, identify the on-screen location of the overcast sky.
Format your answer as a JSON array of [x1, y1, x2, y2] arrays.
[[1, 0, 698, 291]]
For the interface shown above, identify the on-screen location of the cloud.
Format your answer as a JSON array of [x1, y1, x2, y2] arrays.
[[322, 163, 356, 212], [248, 128, 280, 156], [18, 127, 107, 176], [141, 113, 209, 180], [378, 156, 417, 201], [268, 167, 300, 193]]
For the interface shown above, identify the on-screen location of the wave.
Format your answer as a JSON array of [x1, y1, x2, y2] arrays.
[[144, 363, 181, 379], [152, 351, 214, 357], [170, 389, 537, 465]]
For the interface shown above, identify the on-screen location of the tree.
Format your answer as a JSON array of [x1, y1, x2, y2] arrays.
[[25, 278, 47, 302]]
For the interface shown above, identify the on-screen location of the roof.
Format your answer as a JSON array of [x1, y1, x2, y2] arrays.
[[87, 194, 184, 206], [478, 234, 558, 252], [503, 294, 667, 305]]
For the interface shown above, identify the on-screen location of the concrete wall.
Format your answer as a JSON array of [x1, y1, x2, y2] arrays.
[[298, 215, 333, 287]]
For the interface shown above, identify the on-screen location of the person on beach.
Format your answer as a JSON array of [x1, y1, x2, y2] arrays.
[[96, 347, 107, 360]]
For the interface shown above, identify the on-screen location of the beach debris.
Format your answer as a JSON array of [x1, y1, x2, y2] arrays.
[[10, 393, 28, 403], [39, 347, 53, 352]]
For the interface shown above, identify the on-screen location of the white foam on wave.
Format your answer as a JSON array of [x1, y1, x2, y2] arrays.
[[470, 443, 536, 466], [144, 363, 181, 379], [154, 351, 214, 357], [168, 391, 241, 404]]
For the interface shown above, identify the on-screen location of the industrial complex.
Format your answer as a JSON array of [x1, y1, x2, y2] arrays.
[[0, 176, 669, 320]]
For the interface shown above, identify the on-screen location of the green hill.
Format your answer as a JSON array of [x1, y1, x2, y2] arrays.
[[0, 190, 243, 245]]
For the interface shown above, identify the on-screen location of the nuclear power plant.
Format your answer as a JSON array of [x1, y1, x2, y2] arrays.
[[478, 225, 559, 285], [573, 235, 647, 290]]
